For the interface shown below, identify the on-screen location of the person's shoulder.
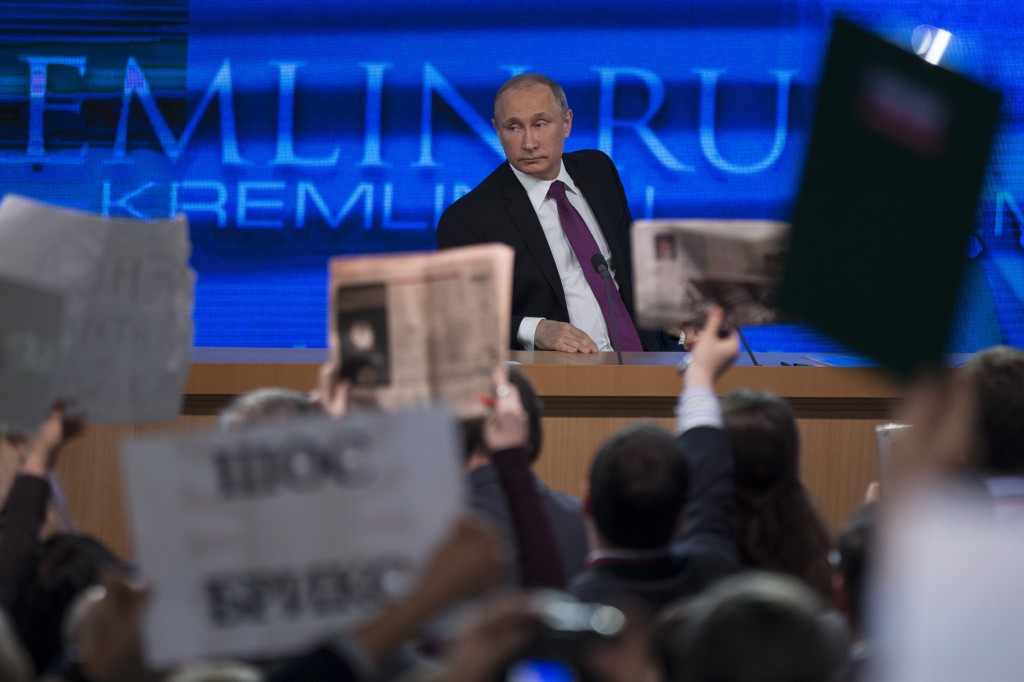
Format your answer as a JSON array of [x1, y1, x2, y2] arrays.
[[565, 148, 612, 161], [564, 149, 615, 170], [566, 565, 602, 597], [437, 162, 512, 241], [442, 161, 511, 214], [466, 463, 501, 491], [563, 150, 622, 188], [671, 537, 741, 587], [540, 487, 583, 516]]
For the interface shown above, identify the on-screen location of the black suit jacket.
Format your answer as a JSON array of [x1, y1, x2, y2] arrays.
[[568, 425, 740, 611], [467, 464, 589, 585], [437, 150, 664, 350]]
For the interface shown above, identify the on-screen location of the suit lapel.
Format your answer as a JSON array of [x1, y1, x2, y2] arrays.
[[564, 154, 631, 293], [499, 164, 568, 313]]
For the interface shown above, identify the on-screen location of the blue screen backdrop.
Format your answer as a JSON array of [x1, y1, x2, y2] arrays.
[[1, 0, 1022, 350]]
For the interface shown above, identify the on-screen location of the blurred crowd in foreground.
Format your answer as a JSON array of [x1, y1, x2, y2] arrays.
[[2, 307, 1023, 682]]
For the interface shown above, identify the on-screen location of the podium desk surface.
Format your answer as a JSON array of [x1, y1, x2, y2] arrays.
[[185, 348, 942, 401]]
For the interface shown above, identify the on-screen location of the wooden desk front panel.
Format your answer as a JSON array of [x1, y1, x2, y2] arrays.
[[530, 396, 887, 538], [27, 355, 897, 559]]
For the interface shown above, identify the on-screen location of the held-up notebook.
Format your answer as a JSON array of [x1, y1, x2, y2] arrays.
[[779, 18, 1002, 377]]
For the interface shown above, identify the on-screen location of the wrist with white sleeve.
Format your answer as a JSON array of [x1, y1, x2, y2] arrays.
[[675, 386, 722, 434]]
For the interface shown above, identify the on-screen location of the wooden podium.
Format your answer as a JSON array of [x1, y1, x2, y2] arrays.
[[512, 351, 901, 538], [18, 350, 903, 560]]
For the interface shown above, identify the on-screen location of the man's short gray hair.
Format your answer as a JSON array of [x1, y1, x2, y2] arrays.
[[493, 73, 569, 118], [218, 387, 318, 430]]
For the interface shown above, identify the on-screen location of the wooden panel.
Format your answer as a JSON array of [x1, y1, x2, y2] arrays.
[[535, 419, 676, 496], [533, 405, 885, 534], [41, 352, 903, 559], [185, 363, 320, 395], [51, 424, 133, 559], [796, 417, 881, 534], [47, 416, 218, 560]]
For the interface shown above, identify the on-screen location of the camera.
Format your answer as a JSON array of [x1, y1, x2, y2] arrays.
[[503, 591, 626, 682]]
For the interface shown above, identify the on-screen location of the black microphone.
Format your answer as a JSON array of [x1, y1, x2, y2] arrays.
[[590, 253, 623, 365], [736, 327, 761, 366]]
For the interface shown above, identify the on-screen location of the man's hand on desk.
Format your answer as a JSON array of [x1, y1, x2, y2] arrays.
[[534, 320, 599, 353]]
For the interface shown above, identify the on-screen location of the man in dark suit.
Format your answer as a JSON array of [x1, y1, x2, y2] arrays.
[[568, 307, 741, 613], [437, 73, 661, 351]]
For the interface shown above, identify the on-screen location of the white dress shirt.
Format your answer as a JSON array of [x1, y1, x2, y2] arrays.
[[510, 161, 620, 350]]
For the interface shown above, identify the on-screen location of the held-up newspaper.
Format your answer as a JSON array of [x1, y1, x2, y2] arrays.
[[328, 243, 513, 418], [632, 219, 790, 328], [0, 194, 194, 429]]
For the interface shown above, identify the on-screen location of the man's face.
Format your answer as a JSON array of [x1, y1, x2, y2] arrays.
[[493, 83, 573, 181]]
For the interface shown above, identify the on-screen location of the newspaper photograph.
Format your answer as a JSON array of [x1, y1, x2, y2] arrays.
[[632, 219, 790, 329], [328, 243, 513, 418]]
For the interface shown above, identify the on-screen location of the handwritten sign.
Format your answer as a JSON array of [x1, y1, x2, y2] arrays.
[[120, 406, 464, 667], [0, 195, 194, 423]]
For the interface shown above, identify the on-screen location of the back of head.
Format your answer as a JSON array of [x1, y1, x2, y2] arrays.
[[963, 346, 1024, 476], [722, 389, 833, 600], [658, 572, 833, 682], [13, 533, 125, 675], [588, 423, 689, 550], [218, 387, 318, 430], [722, 389, 798, 493]]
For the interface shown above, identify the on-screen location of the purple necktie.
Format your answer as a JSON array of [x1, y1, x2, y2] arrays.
[[547, 180, 643, 352]]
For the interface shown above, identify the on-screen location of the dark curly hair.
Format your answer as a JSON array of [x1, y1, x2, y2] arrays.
[[722, 389, 834, 602]]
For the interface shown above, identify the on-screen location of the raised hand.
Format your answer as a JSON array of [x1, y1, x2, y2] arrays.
[[483, 368, 530, 452], [684, 306, 739, 389], [14, 402, 87, 478], [309, 363, 351, 419]]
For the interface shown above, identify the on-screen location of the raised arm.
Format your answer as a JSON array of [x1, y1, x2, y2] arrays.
[[0, 403, 86, 610], [485, 372, 567, 588], [268, 515, 507, 682], [672, 308, 741, 568]]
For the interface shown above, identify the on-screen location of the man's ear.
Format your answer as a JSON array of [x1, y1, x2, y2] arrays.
[[582, 482, 593, 518], [563, 109, 573, 138], [492, 118, 499, 135]]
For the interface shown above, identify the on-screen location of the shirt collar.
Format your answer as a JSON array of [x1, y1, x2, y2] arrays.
[[508, 160, 580, 213]]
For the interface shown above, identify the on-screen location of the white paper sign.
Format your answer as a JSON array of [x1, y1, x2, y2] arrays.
[[873, 493, 1024, 682], [0, 275, 67, 433], [0, 194, 194, 424], [120, 406, 464, 667]]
